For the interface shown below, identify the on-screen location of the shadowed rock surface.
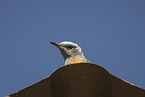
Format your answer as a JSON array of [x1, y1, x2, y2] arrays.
[[6, 63, 145, 97]]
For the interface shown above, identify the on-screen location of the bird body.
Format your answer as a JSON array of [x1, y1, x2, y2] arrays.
[[50, 41, 90, 65]]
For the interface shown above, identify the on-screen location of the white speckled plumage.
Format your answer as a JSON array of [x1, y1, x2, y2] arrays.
[[50, 41, 90, 65]]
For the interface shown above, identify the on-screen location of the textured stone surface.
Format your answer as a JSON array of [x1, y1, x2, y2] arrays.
[[7, 63, 145, 97]]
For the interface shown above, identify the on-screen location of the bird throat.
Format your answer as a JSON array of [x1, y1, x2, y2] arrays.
[[69, 58, 85, 64]]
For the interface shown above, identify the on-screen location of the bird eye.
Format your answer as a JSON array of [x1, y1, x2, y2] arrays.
[[66, 46, 73, 49], [65, 45, 76, 49]]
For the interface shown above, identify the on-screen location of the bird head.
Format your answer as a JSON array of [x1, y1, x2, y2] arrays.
[[50, 41, 84, 60]]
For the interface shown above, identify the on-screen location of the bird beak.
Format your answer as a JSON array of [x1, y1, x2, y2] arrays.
[[50, 42, 59, 48]]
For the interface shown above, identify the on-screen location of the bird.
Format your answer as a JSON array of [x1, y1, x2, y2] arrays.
[[50, 41, 91, 65]]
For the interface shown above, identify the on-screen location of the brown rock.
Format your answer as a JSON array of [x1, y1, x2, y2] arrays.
[[7, 63, 145, 97]]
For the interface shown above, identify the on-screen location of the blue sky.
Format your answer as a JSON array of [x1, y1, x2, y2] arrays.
[[0, 0, 145, 96]]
